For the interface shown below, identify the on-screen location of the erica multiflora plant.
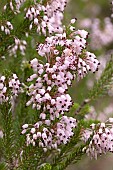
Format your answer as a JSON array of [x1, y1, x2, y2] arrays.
[[0, 0, 113, 170]]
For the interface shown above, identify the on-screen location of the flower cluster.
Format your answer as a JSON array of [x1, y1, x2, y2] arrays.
[[8, 38, 27, 56], [90, 18, 113, 50], [4, 0, 26, 14], [37, 24, 100, 79], [22, 22, 100, 150], [26, 0, 68, 35], [0, 76, 8, 104], [9, 74, 21, 96], [26, 57, 73, 120], [0, 74, 21, 104], [22, 116, 77, 150], [82, 119, 113, 159], [26, 25, 100, 119], [1, 21, 13, 35], [80, 17, 113, 50]]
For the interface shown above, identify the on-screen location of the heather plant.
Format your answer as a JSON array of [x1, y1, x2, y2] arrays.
[[0, 0, 113, 170]]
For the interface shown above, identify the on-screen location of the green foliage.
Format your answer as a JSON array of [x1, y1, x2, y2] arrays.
[[0, 162, 7, 170], [88, 57, 113, 100], [52, 145, 85, 170], [0, 103, 16, 169]]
